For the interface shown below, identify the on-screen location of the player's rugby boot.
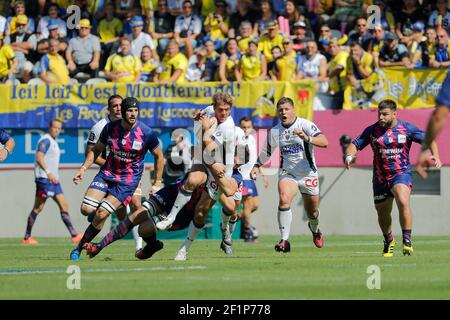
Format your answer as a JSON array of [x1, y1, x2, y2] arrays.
[[135, 240, 164, 260], [308, 222, 324, 248], [22, 237, 38, 245], [83, 242, 101, 258], [71, 233, 83, 243], [383, 239, 396, 257], [275, 239, 291, 253], [403, 240, 414, 256], [70, 248, 81, 260]]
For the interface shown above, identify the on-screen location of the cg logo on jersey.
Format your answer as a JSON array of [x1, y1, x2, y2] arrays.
[[305, 178, 318, 187]]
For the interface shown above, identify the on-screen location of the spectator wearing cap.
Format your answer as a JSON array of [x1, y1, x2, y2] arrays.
[[35, 20, 69, 73], [343, 41, 374, 110], [273, 37, 300, 81], [411, 27, 437, 68], [203, 0, 230, 51], [97, 3, 124, 70], [406, 21, 426, 67], [292, 20, 308, 55], [37, 38, 70, 85], [0, 34, 16, 83], [368, 23, 386, 55], [4, 14, 36, 83], [378, 31, 410, 68], [152, 0, 175, 57], [128, 15, 159, 61], [428, 0, 450, 30], [254, 0, 277, 36], [429, 28, 450, 69], [105, 37, 141, 83], [219, 38, 242, 83], [328, 38, 349, 97], [348, 17, 372, 51], [228, 0, 258, 39], [240, 37, 266, 81], [5, 1, 35, 35], [395, 0, 426, 45], [174, 1, 202, 50], [36, 3, 66, 40], [237, 21, 255, 53], [66, 18, 101, 78], [257, 20, 284, 63], [154, 39, 188, 83]]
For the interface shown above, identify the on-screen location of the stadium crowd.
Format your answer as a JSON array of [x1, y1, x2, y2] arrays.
[[0, 0, 449, 109]]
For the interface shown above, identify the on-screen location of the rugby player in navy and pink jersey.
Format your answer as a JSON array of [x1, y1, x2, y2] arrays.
[[70, 97, 164, 260], [345, 99, 441, 257], [417, 70, 450, 178]]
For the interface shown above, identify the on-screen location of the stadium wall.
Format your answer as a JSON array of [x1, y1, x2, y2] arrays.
[[0, 166, 449, 238]]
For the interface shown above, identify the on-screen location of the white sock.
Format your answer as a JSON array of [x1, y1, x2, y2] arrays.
[[221, 210, 231, 229], [228, 218, 237, 235], [278, 207, 292, 241], [180, 220, 203, 251], [308, 210, 320, 233], [168, 187, 193, 220], [132, 225, 143, 250]]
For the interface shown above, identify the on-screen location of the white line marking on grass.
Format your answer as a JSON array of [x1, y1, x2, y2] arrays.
[[0, 266, 207, 276]]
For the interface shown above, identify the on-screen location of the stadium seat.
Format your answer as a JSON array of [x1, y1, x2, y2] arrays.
[[27, 78, 45, 85], [86, 78, 107, 84]]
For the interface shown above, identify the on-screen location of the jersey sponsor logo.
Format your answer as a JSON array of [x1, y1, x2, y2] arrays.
[[305, 178, 319, 188], [88, 132, 96, 143], [398, 134, 406, 143], [281, 143, 303, 155], [132, 140, 142, 151]]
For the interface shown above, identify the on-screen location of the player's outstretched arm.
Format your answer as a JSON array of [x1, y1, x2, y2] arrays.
[[417, 141, 442, 179], [0, 136, 15, 161]]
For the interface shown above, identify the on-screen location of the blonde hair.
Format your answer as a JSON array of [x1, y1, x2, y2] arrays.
[[213, 92, 233, 108]]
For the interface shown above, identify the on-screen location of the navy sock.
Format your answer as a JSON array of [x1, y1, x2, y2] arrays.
[[60, 211, 77, 237], [402, 229, 412, 245], [383, 232, 394, 243], [77, 224, 101, 251], [24, 211, 38, 239]]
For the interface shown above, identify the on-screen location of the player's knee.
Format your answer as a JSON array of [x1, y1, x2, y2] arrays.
[[185, 171, 206, 190], [278, 192, 292, 206], [96, 200, 116, 220], [81, 196, 100, 216]]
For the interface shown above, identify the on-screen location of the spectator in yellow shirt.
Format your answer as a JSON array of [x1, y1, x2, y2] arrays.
[[219, 38, 242, 83], [37, 38, 70, 84], [140, 45, 159, 82], [328, 39, 349, 96], [105, 37, 142, 83], [203, 0, 230, 50], [273, 37, 299, 81], [97, 3, 123, 69], [0, 34, 16, 83], [155, 39, 188, 84], [240, 38, 267, 81], [257, 20, 284, 63], [237, 21, 255, 54]]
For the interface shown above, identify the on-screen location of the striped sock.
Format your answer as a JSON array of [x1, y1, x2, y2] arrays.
[[99, 217, 134, 250], [77, 224, 101, 251], [383, 231, 394, 243], [60, 211, 77, 237], [402, 229, 412, 245], [24, 210, 38, 240]]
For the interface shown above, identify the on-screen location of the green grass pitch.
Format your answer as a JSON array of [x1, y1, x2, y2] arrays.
[[1, 235, 450, 299]]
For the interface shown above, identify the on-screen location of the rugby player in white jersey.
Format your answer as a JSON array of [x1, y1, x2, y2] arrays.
[[155, 92, 238, 231], [251, 97, 328, 253]]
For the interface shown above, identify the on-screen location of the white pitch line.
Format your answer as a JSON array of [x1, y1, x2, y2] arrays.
[[0, 266, 207, 276]]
